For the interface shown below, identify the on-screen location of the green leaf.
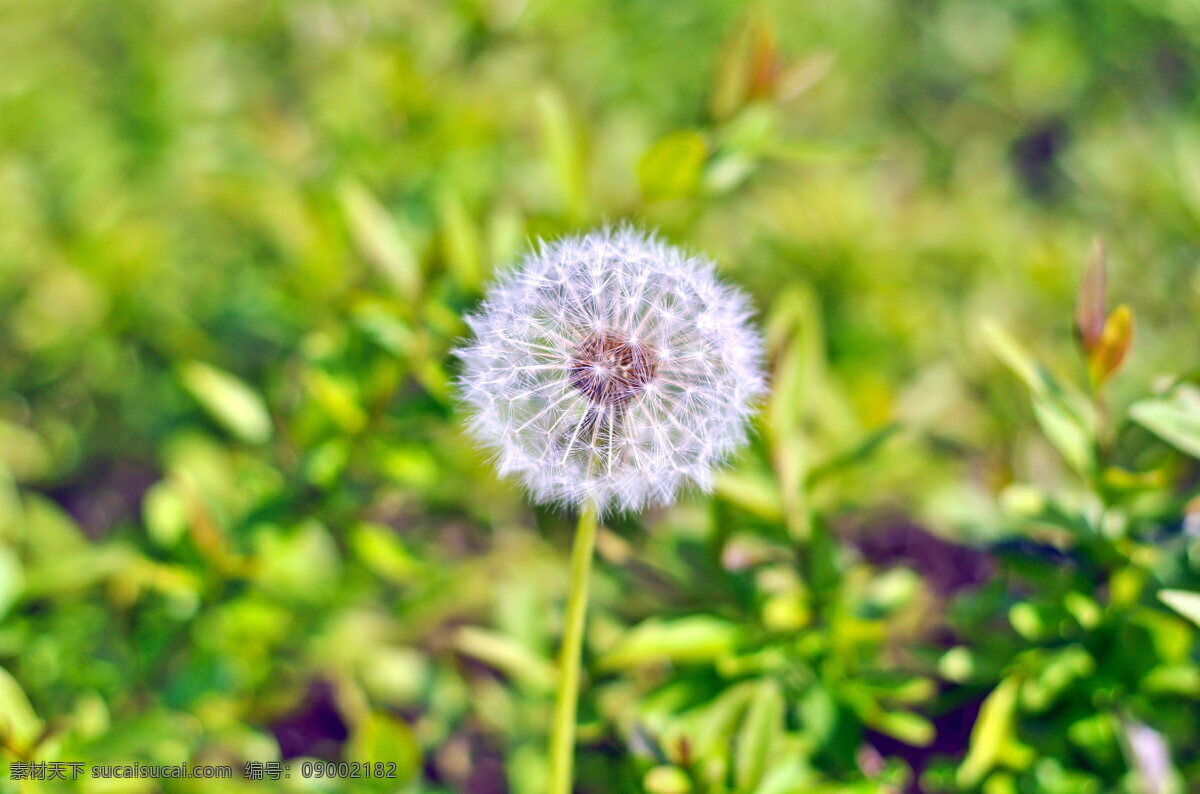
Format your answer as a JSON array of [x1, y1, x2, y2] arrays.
[[958, 675, 1021, 788], [981, 321, 1042, 393], [358, 647, 430, 707], [350, 523, 419, 584], [806, 423, 902, 487], [0, 547, 22, 619], [21, 545, 138, 600], [866, 710, 935, 748], [939, 647, 976, 683], [338, 180, 422, 298], [179, 361, 272, 444], [346, 712, 420, 783], [736, 678, 782, 793], [1130, 386, 1200, 459], [714, 469, 784, 522], [536, 87, 587, 220], [755, 755, 815, 794], [1022, 646, 1094, 711], [597, 616, 741, 670], [0, 459, 20, 542], [638, 131, 708, 201], [692, 680, 758, 761], [982, 321, 1095, 473], [19, 497, 138, 598], [1031, 396, 1095, 475], [0, 666, 42, 749], [253, 521, 341, 602], [303, 368, 367, 433], [453, 626, 557, 694], [1159, 589, 1200, 627], [435, 188, 484, 292], [644, 765, 692, 794], [142, 481, 188, 547]]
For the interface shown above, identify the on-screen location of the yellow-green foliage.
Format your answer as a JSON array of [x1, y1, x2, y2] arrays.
[[1, 0, 1199, 792]]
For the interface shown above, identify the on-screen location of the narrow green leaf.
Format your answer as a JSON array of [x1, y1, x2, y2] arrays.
[[982, 321, 1095, 473], [981, 321, 1042, 395], [1031, 396, 1094, 474], [0, 547, 22, 619], [180, 361, 272, 444], [692, 680, 757, 760], [350, 523, 419, 584], [866, 710, 935, 748], [1130, 387, 1200, 459], [958, 675, 1021, 787], [453, 626, 557, 693], [805, 423, 902, 486], [0, 459, 20, 542], [435, 189, 484, 292], [339, 180, 422, 298], [21, 544, 137, 599], [736, 678, 782, 793], [597, 616, 741, 671], [536, 88, 586, 220], [142, 481, 187, 547], [303, 368, 367, 433], [0, 665, 42, 748], [714, 469, 784, 522]]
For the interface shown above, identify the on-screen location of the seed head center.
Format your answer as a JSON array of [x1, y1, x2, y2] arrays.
[[569, 331, 658, 406]]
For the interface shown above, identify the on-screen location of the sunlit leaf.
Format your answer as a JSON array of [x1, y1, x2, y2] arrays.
[[597, 616, 741, 670], [536, 87, 587, 220], [179, 361, 273, 444], [346, 712, 420, 783], [1130, 386, 1200, 459], [453, 626, 557, 693], [959, 675, 1021, 787], [0, 460, 21, 542], [142, 481, 187, 547], [350, 523, 420, 584], [1159, 589, 1200, 627], [735, 678, 782, 793], [339, 180, 422, 298], [252, 521, 341, 602], [865, 709, 935, 748], [982, 321, 1095, 473], [435, 188, 484, 292], [692, 680, 757, 762], [644, 765, 691, 794], [303, 368, 368, 433], [714, 469, 784, 522], [0, 548, 22, 619], [0, 666, 42, 749]]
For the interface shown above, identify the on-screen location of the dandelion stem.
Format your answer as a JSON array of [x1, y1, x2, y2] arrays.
[[548, 501, 599, 794]]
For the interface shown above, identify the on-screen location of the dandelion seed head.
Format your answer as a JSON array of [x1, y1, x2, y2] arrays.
[[456, 227, 765, 514]]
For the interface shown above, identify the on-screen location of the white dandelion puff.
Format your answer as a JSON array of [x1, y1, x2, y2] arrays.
[[456, 227, 765, 514]]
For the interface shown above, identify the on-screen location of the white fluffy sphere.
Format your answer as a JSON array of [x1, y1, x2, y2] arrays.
[[456, 228, 764, 514]]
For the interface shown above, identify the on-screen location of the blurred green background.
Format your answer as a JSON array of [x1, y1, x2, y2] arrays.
[[2, 0, 1200, 792]]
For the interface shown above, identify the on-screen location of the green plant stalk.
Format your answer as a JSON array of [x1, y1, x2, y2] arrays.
[[548, 502, 599, 794]]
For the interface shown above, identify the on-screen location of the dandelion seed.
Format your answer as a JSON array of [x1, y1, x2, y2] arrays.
[[457, 227, 765, 514]]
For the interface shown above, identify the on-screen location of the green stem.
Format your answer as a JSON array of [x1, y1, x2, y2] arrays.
[[548, 502, 599, 794]]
